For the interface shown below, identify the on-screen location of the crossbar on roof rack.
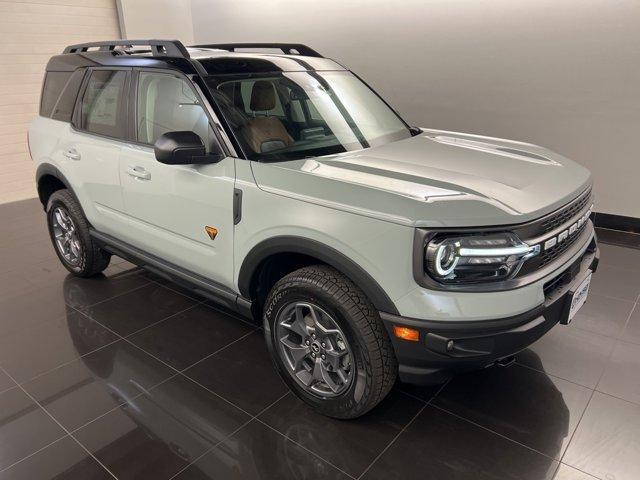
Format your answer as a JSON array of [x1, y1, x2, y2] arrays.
[[191, 43, 323, 58], [63, 40, 190, 58]]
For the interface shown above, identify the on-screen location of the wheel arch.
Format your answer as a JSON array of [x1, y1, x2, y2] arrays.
[[238, 236, 399, 315], [36, 163, 77, 209]]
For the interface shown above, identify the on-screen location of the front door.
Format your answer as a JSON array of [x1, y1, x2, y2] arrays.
[[119, 70, 236, 288]]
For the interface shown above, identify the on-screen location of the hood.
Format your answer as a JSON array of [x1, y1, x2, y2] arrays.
[[250, 128, 592, 227]]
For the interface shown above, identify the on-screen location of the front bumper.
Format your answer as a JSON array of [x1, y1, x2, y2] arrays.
[[380, 238, 599, 385]]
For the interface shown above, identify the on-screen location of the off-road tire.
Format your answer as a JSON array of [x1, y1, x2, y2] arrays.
[[264, 265, 397, 419], [46, 189, 111, 277]]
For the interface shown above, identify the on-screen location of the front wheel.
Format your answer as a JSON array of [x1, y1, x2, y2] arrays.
[[264, 265, 397, 419]]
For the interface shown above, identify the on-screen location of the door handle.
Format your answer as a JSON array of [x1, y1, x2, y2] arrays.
[[126, 166, 151, 180], [63, 148, 81, 161]]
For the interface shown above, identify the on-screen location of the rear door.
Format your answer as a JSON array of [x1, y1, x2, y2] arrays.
[[118, 70, 236, 288], [63, 68, 130, 236]]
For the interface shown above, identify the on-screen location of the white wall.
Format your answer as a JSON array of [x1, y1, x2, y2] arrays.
[[191, 0, 640, 218], [117, 0, 194, 43], [0, 0, 121, 204]]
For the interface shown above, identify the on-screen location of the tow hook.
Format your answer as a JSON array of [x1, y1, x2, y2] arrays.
[[495, 355, 516, 368]]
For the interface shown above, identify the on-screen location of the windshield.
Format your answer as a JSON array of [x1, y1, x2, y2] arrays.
[[204, 71, 411, 161]]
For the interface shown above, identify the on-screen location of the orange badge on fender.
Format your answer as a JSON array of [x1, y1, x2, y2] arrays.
[[205, 226, 218, 240]]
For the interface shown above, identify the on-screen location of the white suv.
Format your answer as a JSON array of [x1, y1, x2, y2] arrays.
[[30, 40, 599, 418]]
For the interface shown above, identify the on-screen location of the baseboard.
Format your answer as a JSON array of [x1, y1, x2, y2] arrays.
[[594, 212, 640, 234]]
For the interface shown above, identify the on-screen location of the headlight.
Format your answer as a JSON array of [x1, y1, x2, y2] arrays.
[[425, 232, 540, 284]]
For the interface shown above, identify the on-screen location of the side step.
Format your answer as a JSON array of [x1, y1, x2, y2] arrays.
[[90, 229, 253, 319]]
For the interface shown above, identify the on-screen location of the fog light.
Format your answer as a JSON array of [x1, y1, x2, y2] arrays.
[[393, 326, 420, 342]]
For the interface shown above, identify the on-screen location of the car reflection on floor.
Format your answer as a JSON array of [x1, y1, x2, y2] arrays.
[[60, 271, 568, 479], [62, 274, 344, 479]]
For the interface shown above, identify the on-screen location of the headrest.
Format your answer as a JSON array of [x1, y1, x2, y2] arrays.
[[250, 80, 276, 111]]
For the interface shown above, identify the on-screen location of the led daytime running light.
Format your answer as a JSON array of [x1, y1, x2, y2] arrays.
[[458, 245, 539, 257]]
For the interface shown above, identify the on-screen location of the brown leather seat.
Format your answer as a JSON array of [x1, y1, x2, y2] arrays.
[[242, 80, 294, 153]]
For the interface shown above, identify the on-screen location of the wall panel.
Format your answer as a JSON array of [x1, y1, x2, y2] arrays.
[[0, 0, 120, 204]]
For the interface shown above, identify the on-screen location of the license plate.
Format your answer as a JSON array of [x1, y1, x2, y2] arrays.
[[567, 272, 592, 323]]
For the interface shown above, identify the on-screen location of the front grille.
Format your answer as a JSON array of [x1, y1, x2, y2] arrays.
[[540, 188, 591, 233], [538, 221, 589, 267], [515, 187, 593, 277]]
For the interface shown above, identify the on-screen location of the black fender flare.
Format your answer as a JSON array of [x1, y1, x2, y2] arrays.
[[35, 163, 78, 206], [237, 236, 399, 315]]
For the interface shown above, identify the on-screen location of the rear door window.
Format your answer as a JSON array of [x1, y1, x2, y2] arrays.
[[80, 70, 128, 138]]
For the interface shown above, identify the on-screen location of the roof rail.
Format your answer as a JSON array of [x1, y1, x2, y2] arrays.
[[63, 40, 190, 58], [191, 43, 323, 58]]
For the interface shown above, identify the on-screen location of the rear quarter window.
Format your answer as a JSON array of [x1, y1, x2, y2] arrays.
[[51, 70, 85, 122], [40, 70, 86, 122], [40, 72, 71, 117]]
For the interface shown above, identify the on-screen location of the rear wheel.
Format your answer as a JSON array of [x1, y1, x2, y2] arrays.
[[46, 189, 111, 277], [264, 265, 397, 419]]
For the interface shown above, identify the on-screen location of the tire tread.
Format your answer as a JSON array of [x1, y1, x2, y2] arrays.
[[47, 189, 110, 277], [265, 264, 397, 418]]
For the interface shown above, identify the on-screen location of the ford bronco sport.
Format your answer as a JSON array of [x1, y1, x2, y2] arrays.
[[30, 40, 598, 419]]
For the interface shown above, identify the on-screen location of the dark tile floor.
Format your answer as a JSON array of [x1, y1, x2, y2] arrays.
[[1, 198, 640, 480]]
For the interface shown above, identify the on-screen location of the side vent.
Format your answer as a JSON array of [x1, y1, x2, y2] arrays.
[[233, 188, 243, 225]]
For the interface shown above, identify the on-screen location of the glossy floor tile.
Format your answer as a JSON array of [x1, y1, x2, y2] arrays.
[[553, 464, 598, 480], [569, 292, 634, 338], [0, 283, 70, 337], [0, 271, 37, 302], [517, 324, 616, 388], [621, 303, 640, 345], [21, 340, 176, 431], [0, 386, 66, 471], [598, 242, 640, 270], [184, 331, 289, 416], [0, 370, 15, 394], [63, 267, 153, 311], [433, 364, 592, 458], [259, 390, 424, 477], [563, 392, 640, 480], [173, 420, 351, 480], [128, 303, 255, 371], [0, 310, 119, 383], [0, 436, 113, 480], [588, 264, 640, 301], [361, 405, 558, 480], [596, 340, 640, 405], [72, 374, 250, 480], [0, 238, 57, 272], [3, 197, 640, 480], [19, 257, 88, 290], [82, 282, 196, 337], [394, 380, 443, 402]]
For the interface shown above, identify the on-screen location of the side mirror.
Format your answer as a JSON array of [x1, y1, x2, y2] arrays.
[[154, 131, 224, 165]]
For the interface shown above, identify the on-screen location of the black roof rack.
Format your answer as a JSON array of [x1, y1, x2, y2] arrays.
[[191, 43, 323, 58], [63, 39, 190, 58]]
